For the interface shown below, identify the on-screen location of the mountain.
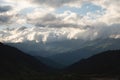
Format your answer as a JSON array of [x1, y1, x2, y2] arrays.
[[0, 42, 94, 80], [49, 38, 120, 67], [1, 42, 120, 80], [4, 38, 120, 68], [0, 42, 52, 79], [49, 48, 96, 67], [5, 39, 86, 57], [66, 50, 120, 75], [35, 56, 65, 69]]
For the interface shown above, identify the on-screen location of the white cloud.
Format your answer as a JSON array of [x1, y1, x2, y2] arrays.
[[0, 27, 82, 43], [0, 0, 119, 27], [92, 0, 120, 24], [0, 23, 120, 44], [0, 0, 120, 41], [4, 0, 34, 10]]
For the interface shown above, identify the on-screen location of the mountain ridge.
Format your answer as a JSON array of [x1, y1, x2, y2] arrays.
[[0, 42, 52, 79], [65, 50, 120, 75], [49, 38, 120, 67], [0, 42, 120, 79]]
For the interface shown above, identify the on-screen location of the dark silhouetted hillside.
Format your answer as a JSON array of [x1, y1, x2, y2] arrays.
[[0, 42, 52, 80], [66, 50, 120, 75]]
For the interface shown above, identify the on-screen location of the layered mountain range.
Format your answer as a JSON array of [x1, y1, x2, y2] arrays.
[[0, 42, 120, 80], [6, 38, 120, 67]]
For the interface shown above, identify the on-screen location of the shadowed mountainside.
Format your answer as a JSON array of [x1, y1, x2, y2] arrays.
[[66, 50, 120, 75], [0, 42, 53, 80], [0, 42, 120, 80]]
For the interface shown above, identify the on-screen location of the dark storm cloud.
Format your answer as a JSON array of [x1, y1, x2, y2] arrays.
[[0, 5, 12, 13]]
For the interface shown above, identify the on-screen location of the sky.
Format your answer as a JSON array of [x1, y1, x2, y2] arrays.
[[0, 0, 120, 43]]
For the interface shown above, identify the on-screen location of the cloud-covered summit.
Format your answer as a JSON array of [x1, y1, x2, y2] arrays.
[[0, 23, 120, 44]]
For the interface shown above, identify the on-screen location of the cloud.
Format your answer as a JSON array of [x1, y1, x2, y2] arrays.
[[0, 3, 21, 25], [28, 13, 63, 27], [0, 0, 120, 38], [1, 0, 119, 27], [0, 27, 81, 43], [27, 10, 83, 28], [0, 23, 120, 43], [30, 0, 83, 8], [3, 0, 93, 9], [0, 5, 25, 25], [0, 15, 12, 24], [0, 5, 12, 13], [92, 0, 120, 24], [0, 12, 19, 25]]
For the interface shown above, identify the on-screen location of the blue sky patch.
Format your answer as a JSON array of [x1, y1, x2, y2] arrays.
[[55, 3, 105, 16]]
